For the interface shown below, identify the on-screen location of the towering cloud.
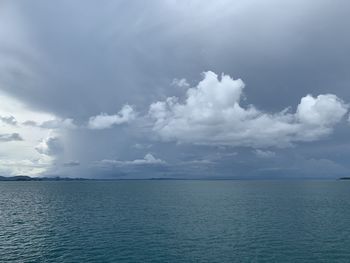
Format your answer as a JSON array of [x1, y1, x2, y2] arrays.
[[149, 71, 348, 148]]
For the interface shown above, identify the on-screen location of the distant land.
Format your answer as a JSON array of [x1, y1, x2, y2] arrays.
[[0, 176, 188, 181], [1, 176, 349, 181], [0, 176, 186, 181], [0, 176, 89, 181]]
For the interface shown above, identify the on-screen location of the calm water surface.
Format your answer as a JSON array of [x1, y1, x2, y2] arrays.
[[1, 180, 350, 262]]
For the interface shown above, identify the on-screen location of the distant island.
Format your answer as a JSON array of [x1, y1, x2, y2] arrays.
[[0, 175, 89, 181], [0, 176, 183, 181], [2, 176, 349, 181]]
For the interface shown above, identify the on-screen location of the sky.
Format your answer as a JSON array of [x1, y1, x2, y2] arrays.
[[1, 0, 350, 179]]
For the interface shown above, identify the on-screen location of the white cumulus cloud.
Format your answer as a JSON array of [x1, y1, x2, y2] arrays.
[[172, 78, 190, 88], [296, 94, 347, 126], [88, 104, 136, 129], [100, 153, 165, 166], [254, 149, 276, 158], [149, 71, 348, 148]]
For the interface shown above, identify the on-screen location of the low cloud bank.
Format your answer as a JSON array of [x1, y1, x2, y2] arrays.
[[100, 153, 165, 166]]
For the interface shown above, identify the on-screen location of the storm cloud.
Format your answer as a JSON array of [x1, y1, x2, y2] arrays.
[[1, 0, 350, 178]]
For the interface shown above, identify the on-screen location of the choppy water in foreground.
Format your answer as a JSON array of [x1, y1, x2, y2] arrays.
[[1, 180, 350, 262]]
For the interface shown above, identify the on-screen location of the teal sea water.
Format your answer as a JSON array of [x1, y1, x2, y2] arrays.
[[1, 180, 350, 262]]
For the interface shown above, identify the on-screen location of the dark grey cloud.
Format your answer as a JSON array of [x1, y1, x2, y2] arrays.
[[22, 120, 37, 126], [39, 119, 76, 129], [0, 133, 23, 142], [0, 116, 17, 125], [21, 118, 76, 129], [63, 160, 80, 167], [4, 0, 349, 117]]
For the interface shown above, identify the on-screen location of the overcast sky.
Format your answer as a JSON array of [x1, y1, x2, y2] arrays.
[[1, 0, 350, 179]]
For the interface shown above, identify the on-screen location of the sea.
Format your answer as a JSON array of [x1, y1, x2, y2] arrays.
[[1, 180, 350, 262]]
